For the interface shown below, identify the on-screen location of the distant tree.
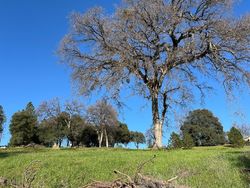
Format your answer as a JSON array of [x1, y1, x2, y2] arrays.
[[181, 109, 225, 146], [168, 132, 182, 149], [37, 98, 84, 147], [130, 131, 146, 149], [26, 102, 36, 115], [38, 118, 57, 147], [113, 122, 131, 146], [38, 113, 68, 148], [67, 115, 86, 146], [87, 100, 118, 147], [182, 132, 194, 149], [64, 100, 85, 146], [0, 105, 6, 142], [37, 99, 64, 147], [9, 103, 38, 146], [235, 124, 250, 138], [81, 125, 99, 147], [228, 127, 244, 147], [26, 102, 40, 144]]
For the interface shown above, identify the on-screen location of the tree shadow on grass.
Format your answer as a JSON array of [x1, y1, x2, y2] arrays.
[[0, 148, 44, 158], [226, 150, 250, 185]]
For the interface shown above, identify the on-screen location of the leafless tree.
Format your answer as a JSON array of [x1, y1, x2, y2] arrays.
[[37, 98, 61, 121], [87, 100, 118, 147], [59, 0, 250, 148], [235, 123, 250, 137]]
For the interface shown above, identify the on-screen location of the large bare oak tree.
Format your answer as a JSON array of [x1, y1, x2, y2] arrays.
[[59, 0, 250, 148]]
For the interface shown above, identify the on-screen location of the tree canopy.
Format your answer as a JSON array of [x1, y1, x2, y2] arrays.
[[9, 102, 38, 146], [130, 131, 146, 149], [181, 109, 225, 146]]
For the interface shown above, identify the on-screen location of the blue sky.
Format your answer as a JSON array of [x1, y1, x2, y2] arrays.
[[0, 0, 250, 146]]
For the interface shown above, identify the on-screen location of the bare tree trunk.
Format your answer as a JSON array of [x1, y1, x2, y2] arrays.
[[154, 120, 162, 149], [98, 131, 103, 148], [136, 143, 139, 149], [151, 92, 163, 149], [104, 129, 109, 148], [52, 142, 59, 149], [67, 139, 70, 147]]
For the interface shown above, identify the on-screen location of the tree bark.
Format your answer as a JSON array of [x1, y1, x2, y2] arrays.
[[136, 143, 139, 149], [153, 120, 162, 149], [98, 131, 103, 148], [52, 142, 59, 149], [151, 92, 163, 149], [104, 128, 109, 148]]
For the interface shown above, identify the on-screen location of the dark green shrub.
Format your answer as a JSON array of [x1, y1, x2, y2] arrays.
[[228, 127, 244, 147]]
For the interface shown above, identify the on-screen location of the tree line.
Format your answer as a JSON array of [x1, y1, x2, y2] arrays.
[[0, 103, 248, 149], [6, 99, 145, 149]]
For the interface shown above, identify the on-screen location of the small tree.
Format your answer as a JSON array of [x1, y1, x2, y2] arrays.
[[168, 132, 182, 149], [182, 132, 194, 149], [130, 131, 146, 149], [228, 127, 244, 147]]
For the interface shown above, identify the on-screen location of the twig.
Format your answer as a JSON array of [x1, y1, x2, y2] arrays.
[[113, 170, 133, 183], [134, 155, 156, 182], [167, 176, 178, 183]]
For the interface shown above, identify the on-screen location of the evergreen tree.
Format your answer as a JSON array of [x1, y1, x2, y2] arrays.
[[9, 103, 38, 146], [181, 109, 225, 146], [168, 132, 182, 149], [26, 102, 36, 115], [228, 127, 244, 147]]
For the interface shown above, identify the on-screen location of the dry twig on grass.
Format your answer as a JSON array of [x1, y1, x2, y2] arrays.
[[84, 156, 189, 188]]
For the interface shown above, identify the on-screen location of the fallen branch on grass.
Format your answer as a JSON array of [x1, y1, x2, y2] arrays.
[[84, 155, 189, 188]]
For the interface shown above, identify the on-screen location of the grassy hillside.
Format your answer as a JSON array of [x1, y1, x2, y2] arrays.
[[0, 146, 249, 188]]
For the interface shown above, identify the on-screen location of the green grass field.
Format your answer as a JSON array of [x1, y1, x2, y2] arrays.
[[0, 146, 249, 188]]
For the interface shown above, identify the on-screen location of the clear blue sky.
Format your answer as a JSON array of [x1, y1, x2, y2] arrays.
[[0, 0, 250, 146]]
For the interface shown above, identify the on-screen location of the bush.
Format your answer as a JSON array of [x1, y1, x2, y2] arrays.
[[228, 127, 244, 147]]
